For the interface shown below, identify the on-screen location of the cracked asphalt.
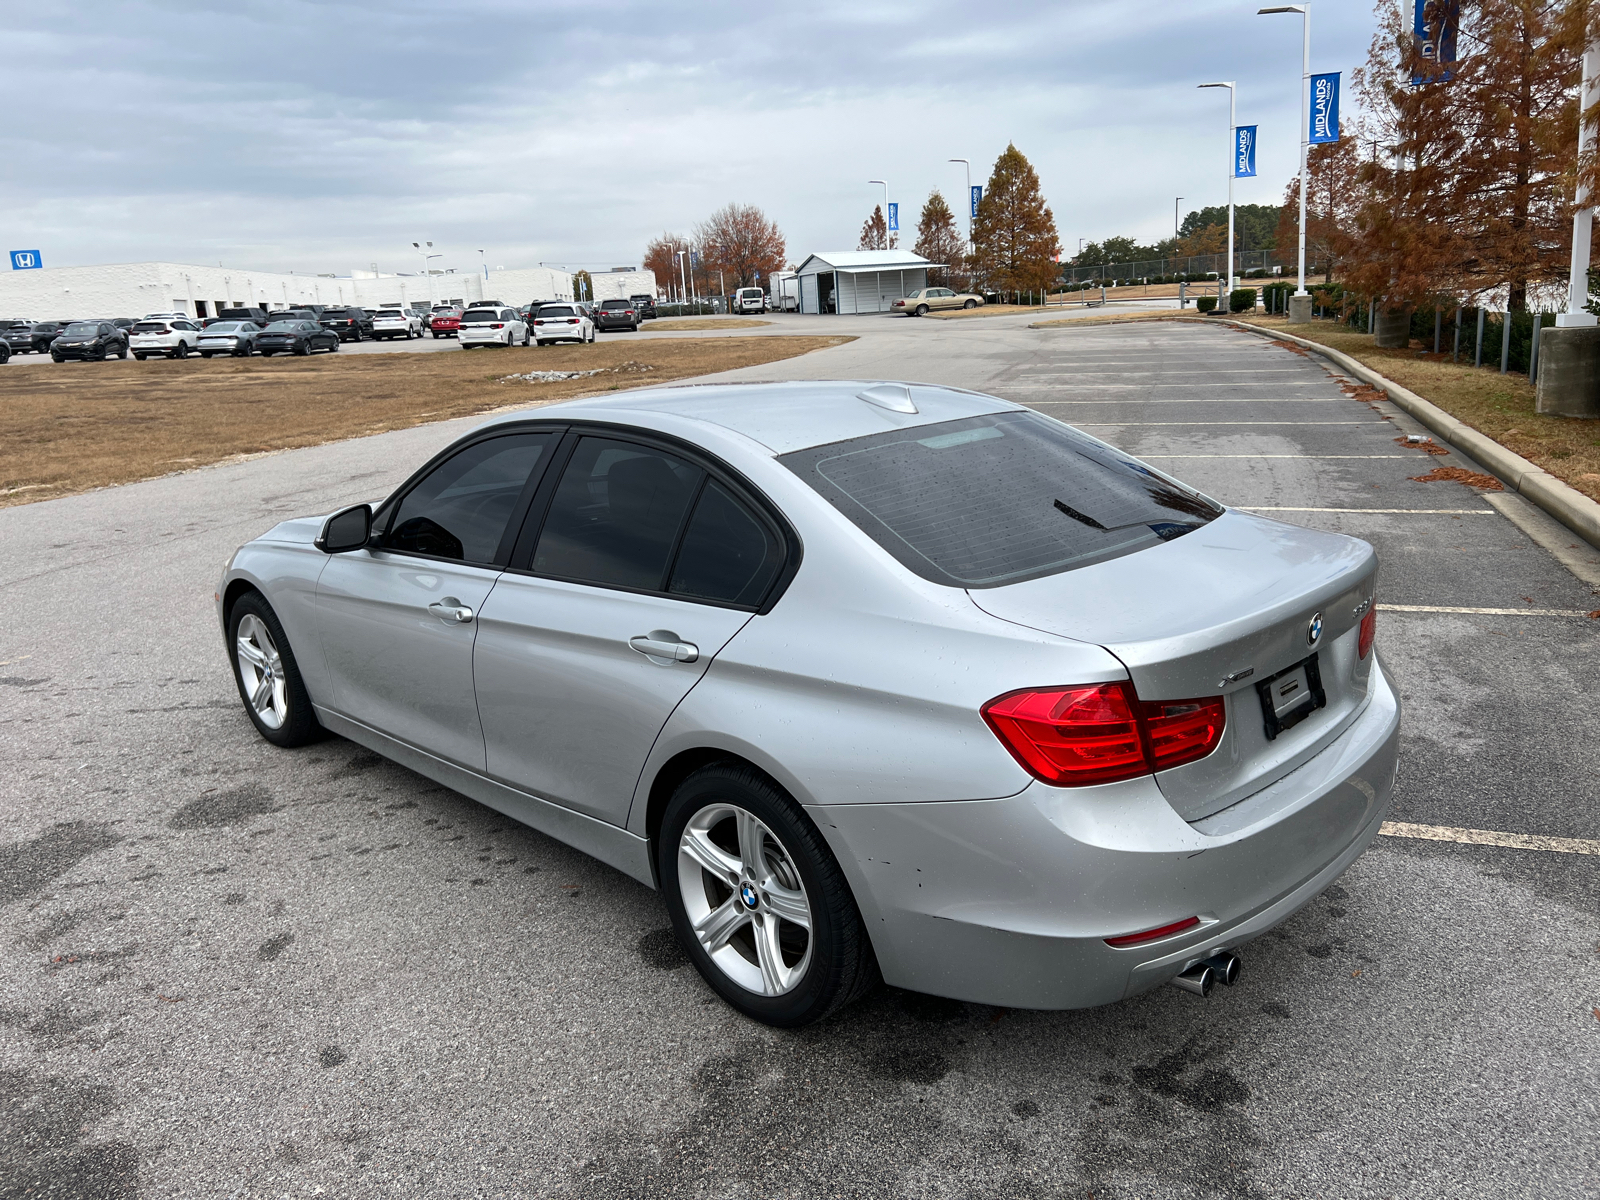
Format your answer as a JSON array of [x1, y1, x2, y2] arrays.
[[1, 313, 1597, 1198]]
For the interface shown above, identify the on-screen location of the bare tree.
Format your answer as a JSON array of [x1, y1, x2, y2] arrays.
[[694, 204, 787, 290]]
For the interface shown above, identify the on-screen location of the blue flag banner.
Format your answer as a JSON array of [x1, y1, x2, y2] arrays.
[[971, 185, 983, 218], [1309, 72, 1340, 144], [1412, 0, 1460, 85], [10, 250, 41, 270], [1233, 126, 1257, 178], [887, 202, 899, 232]]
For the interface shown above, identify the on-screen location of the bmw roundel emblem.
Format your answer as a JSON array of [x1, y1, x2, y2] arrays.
[[1307, 611, 1324, 646], [740, 883, 759, 910]]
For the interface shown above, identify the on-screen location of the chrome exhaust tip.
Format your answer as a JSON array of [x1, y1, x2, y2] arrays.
[[1171, 964, 1214, 996], [1201, 951, 1242, 987]]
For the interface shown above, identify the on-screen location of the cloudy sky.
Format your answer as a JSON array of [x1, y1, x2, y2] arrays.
[[3, 0, 1380, 278]]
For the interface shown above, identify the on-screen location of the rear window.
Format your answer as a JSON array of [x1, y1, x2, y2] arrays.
[[779, 411, 1222, 589], [132, 322, 170, 332], [460, 309, 507, 323], [320, 310, 351, 318], [536, 306, 575, 318], [205, 322, 245, 333], [600, 300, 631, 310]]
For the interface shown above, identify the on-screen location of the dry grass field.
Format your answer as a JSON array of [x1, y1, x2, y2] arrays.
[[646, 318, 771, 331], [0, 336, 849, 506]]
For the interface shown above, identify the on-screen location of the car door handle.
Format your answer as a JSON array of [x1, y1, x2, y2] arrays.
[[629, 633, 698, 663], [428, 597, 474, 624]]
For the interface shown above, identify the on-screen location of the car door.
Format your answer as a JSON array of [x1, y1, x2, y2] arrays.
[[473, 432, 788, 824], [314, 430, 558, 769]]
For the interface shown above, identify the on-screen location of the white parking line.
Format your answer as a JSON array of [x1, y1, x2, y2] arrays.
[[1074, 421, 1384, 426], [1380, 821, 1600, 856], [1023, 397, 1351, 404], [1014, 383, 1337, 389], [1380, 603, 1596, 617], [1019, 370, 1320, 377], [1237, 507, 1495, 514], [1141, 455, 1412, 459]]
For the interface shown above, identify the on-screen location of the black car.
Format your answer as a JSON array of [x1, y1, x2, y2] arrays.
[[255, 320, 340, 356], [7, 322, 67, 354], [629, 294, 657, 320], [318, 307, 373, 342], [50, 321, 129, 362], [594, 299, 640, 332], [267, 309, 320, 323]]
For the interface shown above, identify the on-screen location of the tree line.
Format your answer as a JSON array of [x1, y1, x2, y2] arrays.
[[1071, 205, 1283, 270]]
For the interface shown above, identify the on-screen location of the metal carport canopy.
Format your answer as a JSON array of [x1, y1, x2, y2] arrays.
[[793, 250, 941, 315]]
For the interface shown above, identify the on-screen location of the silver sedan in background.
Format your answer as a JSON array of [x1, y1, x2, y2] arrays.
[[216, 381, 1399, 1027]]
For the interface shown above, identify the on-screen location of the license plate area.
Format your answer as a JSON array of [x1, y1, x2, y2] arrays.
[[1255, 653, 1326, 741]]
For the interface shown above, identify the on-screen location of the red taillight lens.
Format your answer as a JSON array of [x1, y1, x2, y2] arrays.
[[1358, 605, 1377, 659], [982, 682, 1225, 787], [566, 318, 579, 325], [491, 323, 504, 329], [982, 683, 1148, 786], [1104, 916, 1201, 948], [534, 319, 544, 325]]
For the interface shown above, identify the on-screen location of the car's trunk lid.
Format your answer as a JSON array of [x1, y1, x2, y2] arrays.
[[968, 509, 1378, 822]]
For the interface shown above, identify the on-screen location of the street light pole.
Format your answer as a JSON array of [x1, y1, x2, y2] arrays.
[[949, 158, 971, 242], [1259, 5, 1310, 301], [868, 179, 889, 247], [1560, 39, 1600, 327], [412, 241, 438, 308], [1198, 82, 1237, 298], [1174, 197, 1184, 238]]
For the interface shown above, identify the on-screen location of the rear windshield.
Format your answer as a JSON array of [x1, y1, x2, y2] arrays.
[[132, 322, 170, 332], [738, 289, 762, 298], [536, 306, 574, 318], [600, 300, 631, 310], [460, 310, 506, 323], [204, 322, 245, 333], [780, 411, 1222, 589], [374, 311, 407, 319], [320, 310, 351, 318], [263, 321, 308, 332]]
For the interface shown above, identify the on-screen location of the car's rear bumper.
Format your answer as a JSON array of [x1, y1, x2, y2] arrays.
[[812, 660, 1400, 1009]]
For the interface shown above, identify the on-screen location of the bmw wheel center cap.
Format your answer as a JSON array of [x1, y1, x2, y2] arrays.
[[1307, 611, 1323, 646], [740, 883, 759, 910]]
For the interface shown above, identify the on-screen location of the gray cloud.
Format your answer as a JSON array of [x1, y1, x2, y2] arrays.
[[0, 0, 1379, 274]]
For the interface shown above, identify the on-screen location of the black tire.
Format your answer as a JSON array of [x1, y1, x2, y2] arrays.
[[293, 341, 309, 356], [51, 353, 63, 363], [226, 590, 322, 748], [175, 341, 188, 359], [658, 763, 878, 1028], [261, 350, 276, 357], [199, 351, 213, 358], [328, 338, 339, 352], [134, 353, 147, 361], [915, 304, 929, 316], [963, 299, 977, 309]]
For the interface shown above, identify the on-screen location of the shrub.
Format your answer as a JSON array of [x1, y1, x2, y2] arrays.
[[1196, 296, 1218, 313], [1229, 288, 1258, 313]]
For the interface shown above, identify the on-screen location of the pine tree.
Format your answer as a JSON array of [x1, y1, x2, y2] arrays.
[[913, 190, 967, 287], [970, 144, 1061, 293]]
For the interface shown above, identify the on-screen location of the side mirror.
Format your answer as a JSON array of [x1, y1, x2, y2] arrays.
[[315, 504, 372, 554]]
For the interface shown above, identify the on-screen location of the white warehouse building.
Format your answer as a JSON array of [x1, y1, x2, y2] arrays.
[[0, 261, 657, 321], [793, 250, 936, 314]]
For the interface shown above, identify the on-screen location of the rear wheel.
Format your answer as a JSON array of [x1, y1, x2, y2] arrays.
[[228, 591, 321, 748], [174, 342, 188, 359], [293, 341, 309, 356], [658, 764, 878, 1027], [199, 351, 213, 358], [963, 299, 977, 309], [134, 353, 148, 361]]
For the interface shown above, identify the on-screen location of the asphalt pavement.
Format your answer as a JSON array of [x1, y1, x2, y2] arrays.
[[1, 314, 1596, 1199]]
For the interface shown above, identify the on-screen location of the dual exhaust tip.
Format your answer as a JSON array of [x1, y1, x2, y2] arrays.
[[1171, 951, 1242, 997]]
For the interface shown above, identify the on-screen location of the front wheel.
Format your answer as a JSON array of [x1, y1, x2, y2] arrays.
[[228, 591, 321, 747], [51, 353, 63, 363], [658, 764, 878, 1027]]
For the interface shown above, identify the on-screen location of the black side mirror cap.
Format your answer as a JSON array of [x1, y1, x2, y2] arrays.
[[315, 504, 372, 554]]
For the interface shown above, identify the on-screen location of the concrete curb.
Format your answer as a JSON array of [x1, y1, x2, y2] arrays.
[[1220, 318, 1600, 552]]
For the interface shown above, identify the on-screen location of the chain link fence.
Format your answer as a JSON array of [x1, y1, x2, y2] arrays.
[[1061, 250, 1296, 286]]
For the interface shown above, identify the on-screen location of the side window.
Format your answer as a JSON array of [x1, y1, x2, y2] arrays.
[[385, 433, 552, 564], [532, 437, 702, 590], [668, 481, 782, 606]]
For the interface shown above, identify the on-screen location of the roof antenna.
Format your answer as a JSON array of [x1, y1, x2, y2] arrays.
[[857, 383, 918, 414]]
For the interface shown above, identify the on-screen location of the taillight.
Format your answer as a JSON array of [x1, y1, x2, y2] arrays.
[[1358, 604, 1377, 659], [491, 323, 504, 329], [566, 318, 578, 325], [1104, 916, 1201, 948], [982, 681, 1225, 787], [534, 319, 544, 325]]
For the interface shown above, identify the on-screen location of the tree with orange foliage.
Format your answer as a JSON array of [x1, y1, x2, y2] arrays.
[[970, 144, 1061, 293], [858, 205, 893, 251], [1275, 135, 1362, 281], [695, 204, 788, 290], [913, 190, 967, 287], [643, 233, 686, 298]]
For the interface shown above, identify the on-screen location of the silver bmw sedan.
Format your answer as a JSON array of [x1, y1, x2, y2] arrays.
[[217, 380, 1399, 1027]]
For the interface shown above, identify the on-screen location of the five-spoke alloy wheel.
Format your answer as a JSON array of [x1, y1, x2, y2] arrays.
[[227, 591, 321, 747]]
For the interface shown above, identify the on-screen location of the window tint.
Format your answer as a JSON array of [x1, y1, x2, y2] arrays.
[[600, 300, 630, 310], [668, 481, 781, 606], [780, 412, 1223, 589], [537, 306, 575, 318], [532, 437, 702, 590], [386, 433, 552, 563]]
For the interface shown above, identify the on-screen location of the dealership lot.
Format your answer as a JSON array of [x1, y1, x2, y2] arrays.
[[1, 318, 1596, 1197]]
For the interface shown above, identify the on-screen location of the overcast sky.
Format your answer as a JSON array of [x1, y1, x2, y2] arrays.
[[2, 0, 1380, 277]]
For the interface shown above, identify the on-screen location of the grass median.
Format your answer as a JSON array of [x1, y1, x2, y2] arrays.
[[1237, 314, 1600, 506], [646, 317, 771, 331], [0, 335, 850, 507]]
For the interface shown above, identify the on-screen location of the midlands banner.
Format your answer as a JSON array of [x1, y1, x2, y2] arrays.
[[1413, 0, 1461, 85], [1234, 125, 1257, 178], [887, 202, 899, 232], [1309, 72, 1340, 144], [970, 185, 983, 218]]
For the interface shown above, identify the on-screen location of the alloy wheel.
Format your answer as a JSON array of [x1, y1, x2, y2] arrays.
[[235, 614, 288, 730], [678, 803, 813, 996]]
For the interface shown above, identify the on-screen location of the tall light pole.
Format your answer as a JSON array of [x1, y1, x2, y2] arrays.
[[411, 241, 440, 308], [868, 179, 889, 247], [1175, 197, 1184, 238], [478, 249, 488, 291], [675, 250, 688, 307], [1197, 82, 1237, 298], [412, 241, 439, 307], [1259, 5, 1310, 306], [949, 158, 971, 242], [1560, 38, 1600, 327]]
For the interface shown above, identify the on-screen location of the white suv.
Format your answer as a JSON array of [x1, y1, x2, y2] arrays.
[[458, 306, 528, 349], [130, 318, 204, 360], [529, 304, 594, 346], [371, 310, 423, 340]]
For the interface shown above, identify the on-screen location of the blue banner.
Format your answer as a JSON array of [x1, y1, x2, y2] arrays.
[[971, 185, 982, 218], [1309, 72, 1340, 144], [887, 202, 899, 232], [1412, 0, 1460, 85], [10, 250, 41, 270], [1233, 126, 1257, 178]]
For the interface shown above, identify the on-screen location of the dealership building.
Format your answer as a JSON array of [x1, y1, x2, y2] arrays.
[[0, 261, 656, 320]]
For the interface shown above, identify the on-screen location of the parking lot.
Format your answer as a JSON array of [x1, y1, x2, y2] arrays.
[[1, 314, 1596, 1198]]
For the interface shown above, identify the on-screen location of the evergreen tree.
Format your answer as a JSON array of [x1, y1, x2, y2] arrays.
[[913, 190, 967, 286], [858, 205, 893, 251], [971, 144, 1060, 292]]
